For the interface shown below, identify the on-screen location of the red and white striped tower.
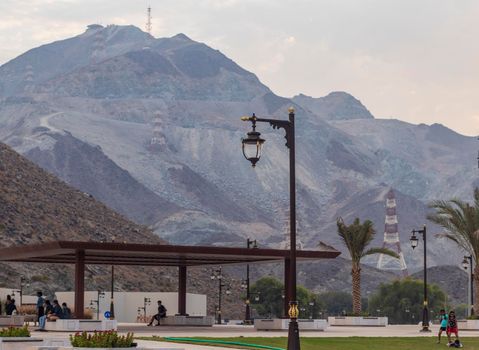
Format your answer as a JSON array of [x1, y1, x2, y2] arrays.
[[376, 189, 408, 276]]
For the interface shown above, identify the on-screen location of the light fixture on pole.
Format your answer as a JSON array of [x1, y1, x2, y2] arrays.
[[240, 108, 300, 350], [410, 225, 430, 332], [462, 255, 475, 316]]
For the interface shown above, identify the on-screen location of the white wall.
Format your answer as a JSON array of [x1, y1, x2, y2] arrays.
[[0, 288, 36, 305], [55, 291, 207, 323]]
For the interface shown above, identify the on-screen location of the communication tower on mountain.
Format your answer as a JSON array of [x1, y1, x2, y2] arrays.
[[146, 6, 152, 34], [376, 189, 408, 276], [23, 65, 34, 93], [149, 110, 167, 152], [91, 28, 105, 64]]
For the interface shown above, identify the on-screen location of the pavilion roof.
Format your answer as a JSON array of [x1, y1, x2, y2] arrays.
[[0, 241, 340, 266]]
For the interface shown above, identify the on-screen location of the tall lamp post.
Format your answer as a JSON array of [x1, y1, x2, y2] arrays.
[[211, 267, 231, 324], [240, 108, 300, 350], [462, 255, 475, 316], [110, 236, 115, 319], [410, 225, 430, 332], [243, 238, 257, 324]]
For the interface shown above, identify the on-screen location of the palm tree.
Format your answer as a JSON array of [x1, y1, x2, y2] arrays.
[[428, 188, 479, 315], [337, 217, 399, 315]]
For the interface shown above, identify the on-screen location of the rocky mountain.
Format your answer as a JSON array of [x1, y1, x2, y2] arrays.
[[411, 266, 468, 306], [0, 24, 477, 275], [292, 92, 374, 121]]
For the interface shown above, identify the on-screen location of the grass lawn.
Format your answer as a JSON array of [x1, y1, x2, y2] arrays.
[[139, 336, 479, 350]]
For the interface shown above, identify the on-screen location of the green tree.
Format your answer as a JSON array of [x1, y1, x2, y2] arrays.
[[336, 217, 399, 315], [250, 277, 324, 319], [369, 278, 447, 324], [319, 291, 352, 316], [428, 188, 479, 315]]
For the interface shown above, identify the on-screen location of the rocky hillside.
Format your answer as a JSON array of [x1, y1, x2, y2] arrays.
[[0, 142, 242, 318]]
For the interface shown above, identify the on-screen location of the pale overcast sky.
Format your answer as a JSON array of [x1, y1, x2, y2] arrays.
[[1, 0, 478, 136]]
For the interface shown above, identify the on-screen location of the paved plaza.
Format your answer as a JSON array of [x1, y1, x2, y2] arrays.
[[28, 323, 479, 349]]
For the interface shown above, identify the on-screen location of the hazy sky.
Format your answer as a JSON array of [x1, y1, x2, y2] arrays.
[[1, 0, 478, 136]]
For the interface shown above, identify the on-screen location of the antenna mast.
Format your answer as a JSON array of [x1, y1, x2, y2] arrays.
[[146, 6, 152, 34]]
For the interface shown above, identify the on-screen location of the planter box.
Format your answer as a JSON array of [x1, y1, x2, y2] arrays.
[[0, 337, 43, 350], [0, 316, 25, 327], [254, 318, 327, 331], [459, 320, 479, 331], [45, 319, 117, 332], [328, 316, 388, 327], [160, 315, 214, 327]]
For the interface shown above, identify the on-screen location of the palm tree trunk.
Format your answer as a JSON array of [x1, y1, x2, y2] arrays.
[[474, 264, 479, 315], [352, 263, 362, 315]]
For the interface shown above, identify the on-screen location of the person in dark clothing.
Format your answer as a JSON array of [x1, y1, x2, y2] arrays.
[[5, 298, 17, 315], [37, 299, 53, 331], [147, 300, 167, 326], [36, 292, 45, 322], [49, 300, 63, 320], [61, 303, 71, 319]]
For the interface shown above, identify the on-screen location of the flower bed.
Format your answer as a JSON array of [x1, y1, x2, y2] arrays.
[[70, 331, 135, 348]]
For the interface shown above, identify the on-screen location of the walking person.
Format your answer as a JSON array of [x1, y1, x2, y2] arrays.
[[437, 309, 448, 344], [36, 292, 45, 323], [147, 300, 167, 326]]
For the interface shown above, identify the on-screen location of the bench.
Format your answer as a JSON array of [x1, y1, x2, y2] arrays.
[[0, 316, 24, 327], [44, 319, 117, 332]]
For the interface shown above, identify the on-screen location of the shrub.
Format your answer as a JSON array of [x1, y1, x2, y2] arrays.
[[0, 326, 30, 337], [17, 304, 36, 315], [69, 331, 134, 348]]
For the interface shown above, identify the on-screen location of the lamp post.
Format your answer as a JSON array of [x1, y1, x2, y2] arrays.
[[410, 225, 430, 332], [462, 255, 475, 316], [110, 236, 115, 319], [211, 267, 231, 324], [243, 238, 257, 324], [308, 301, 314, 320], [240, 108, 300, 350], [90, 290, 105, 320]]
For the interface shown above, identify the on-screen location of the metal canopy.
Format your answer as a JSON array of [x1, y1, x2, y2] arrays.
[[0, 241, 340, 267]]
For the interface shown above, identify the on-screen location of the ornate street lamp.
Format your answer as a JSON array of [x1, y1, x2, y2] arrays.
[[410, 225, 430, 332], [241, 115, 265, 167], [242, 238, 258, 324], [240, 108, 300, 350], [462, 255, 475, 316], [211, 267, 230, 325]]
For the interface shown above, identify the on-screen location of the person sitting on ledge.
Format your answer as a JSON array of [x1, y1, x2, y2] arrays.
[[61, 302, 71, 319], [37, 299, 54, 331], [147, 300, 167, 326]]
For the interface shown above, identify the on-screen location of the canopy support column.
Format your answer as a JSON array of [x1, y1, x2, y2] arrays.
[[74, 249, 85, 319], [178, 266, 187, 316]]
